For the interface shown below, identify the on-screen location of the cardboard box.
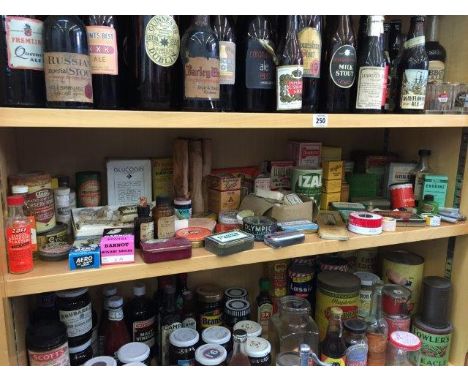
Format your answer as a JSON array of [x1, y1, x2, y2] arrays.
[[269, 161, 294, 190], [69, 237, 101, 270], [100, 228, 135, 265], [211, 166, 260, 194], [288, 141, 322, 168], [322, 146, 342, 162], [107, 159, 152, 206], [348, 174, 378, 198], [208, 188, 241, 213], [322, 160, 344, 180], [152, 158, 173, 199], [422, 174, 448, 208], [323, 179, 342, 193], [207, 174, 242, 191], [340, 182, 350, 202], [384, 162, 418, 197], [321, 192, 342, 210]]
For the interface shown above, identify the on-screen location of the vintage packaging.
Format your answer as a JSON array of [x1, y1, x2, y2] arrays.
[[384, 162, 418, 197], [322, 160, 344, 180], [288, 141, 322, 168], [323, 179, 342, 193], [140, 237, 192, 264], [321, 192, 342, 210], [321, 146, 342, 162], [269, 161, 294, 190], [211, 166, 260, 195], [152, 158, 173, 199], [107, 159, 152, 206], [348, 174, 379, 198], [254, 175, 271, 193], [100, 228, 135, 265], [365, 154, 398, 196], [422, 174, 448, 208], [291, 167, 322, 203], [207, 174, 242, 191], [205, 230, 255, 256], [69, 237, 101, 270], [208, 189, 241, 213]]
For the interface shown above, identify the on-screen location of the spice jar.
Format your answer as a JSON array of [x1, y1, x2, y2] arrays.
[[69, 338, 93, 366], [154, 200, 175, 239], [224, 287, 248, 303], [386, 331, 422, 366], [343, 319, 368, 366], [84, 356, 117, 366], [233, 320, 262, 338], [174, 198, 192, 219], [169, 328, 199, 366], [196, 285, 224, 330], [117, 342, 151, 366], [246, 337, 272, 366], [201, 326, 232, 355], [224, 299, 251, 329], [354, 271, 380, 318], [195, 344, 227, 366]]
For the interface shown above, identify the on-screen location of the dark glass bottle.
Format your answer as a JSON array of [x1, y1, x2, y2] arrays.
[[84, 16, 121, 109], [276, 15, 303, 112], [176, 273, 189, 313], [389, 19, 402, 63], [388, 34, 406, 113], [134, 196, 154, 249], [425, 16, 446, 84], [320, 307, 346, 366], [298, 15, 322, 112], [256, 278, 273, 339], [104, 296, 131, 358], [0, 15, 45, 107], [181, 290, 197, 330], [43, 16, 93, 108], [323, 16, 356, 113], [159, 285, 182, 366], [30, 292, 58, 323], [181, 16, 220, 111], [396, 16, 429, 113], [212, 16, 236, 111], [129, 16, 180, 110], [354, 16, 386, 113], [98, 285, 117, 356], [240, 16, 276, 112], [357, 16, 368, 50], [383, 22, 392, 112]]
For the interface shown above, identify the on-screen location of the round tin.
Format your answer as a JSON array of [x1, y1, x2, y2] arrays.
[[389, 183, 415, 209], [412, 316, 452, 366], [175, 227, 211, 248], [242, 216, 277, 241], [291, 167, 323, 202], [382, 284, 412, 315], [38, 241, 72, 261], [37, 223, 69, 250]]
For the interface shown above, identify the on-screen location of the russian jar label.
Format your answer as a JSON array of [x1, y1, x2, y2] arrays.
[[355, 66, 386, 110], [184, 57, 220, 100], [86, 25, 118, 75], [400, 68, 428, 110], [145, 15, 180, 67], [330, 45, 356, 88], [298, 27, 321, 78], [245, 39, 274, 89], [59, 303, 92, 338], [276, 65, 303, 110], [428, 60, 445, 84], [5, 16, 43, 70], [133, 316, 156, 347], [44, 52, 93, 103], [219, 41, 235, 85]]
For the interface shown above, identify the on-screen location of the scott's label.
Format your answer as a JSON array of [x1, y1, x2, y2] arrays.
[[277, 65, 303, 111], [86, 25, 118, 75], [298, 27, 321, 78], [245, 39, 274, 89], [5, 16, 43, 70], [330, 45, 356, 88], [145, 15, 180, 67], [59, 303, 92, 338], [184, 57, 220, 100], [28, 343, 70, 366], [133, 316, 155, 347], [400, 69, 428, 110], [355, 66, 386, 110], [219, 41, 235, 85]]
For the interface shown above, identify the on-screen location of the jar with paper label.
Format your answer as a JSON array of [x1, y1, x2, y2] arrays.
[[169, 328, 199, 366], [154, 202, 175, 239], [201, 326, 232, 356], [197, 285, 224, 330], [344, 319, 368, 366], [354, 271, 380, 318]]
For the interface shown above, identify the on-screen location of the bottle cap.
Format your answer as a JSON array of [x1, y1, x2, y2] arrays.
[[245, 337, 271, 358], [389, 331, 422, 352], [259, 277, 271, 291], [224, 287, 248, 301], [225, 299, 251, 318], [423, 194, 434, 201], [11, 185, 28, 194], [418, 149, 431, 156], [117, 342, 150, 364], [103, 285, 117, 298], [169, 328, 199, 348], [57, 175, 70, 188], [133, 283, 146, 297], [26, 320, 67, 351], [56, 288, 88, 299], [233, 329, 248, 343], [195, 344, 227, 366], [233, 320, 262, 338], [55, 187, 70, 196], [69, 338, 92, 354], [7, 195, 24, 206], [108, 295, 123, 308], [343, 318, 368, 334], [174, 198, 192, 206], [201, 326, 231, 345], [330, 306, 343, 316], [84, 356, 117, 366]]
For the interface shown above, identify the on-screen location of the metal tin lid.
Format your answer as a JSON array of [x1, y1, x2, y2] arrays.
[[354, 271, 380, 287], [317, 271, 360, 293], [133, 283, 146, 297], [169, 328, 199, 348], [219, 211, 239, 225], [423, 276, 451, 290], [196, 285, 223, 303], [343, 319, 368, 334], [389, 331, 422, 352], [84, 356, 117, 366], [232, 329, 248, 342], [233, 320, 262, 338], [382, 284, 412, 300], [174, 198, 192, 206], [117, 342, 150, 364], [243, 216, 277, 227], [195, 344, 227, 366], [245, 337, 271, 358], [175, 227, 211, 241], [382, 250, 424, 266], [225, 299, 250, 317], [39, 242, 72, 259], [202, 326, 231, 345], [224, 287, 248, 301], [56, 287, 88, 299], [69, 338, 92, 354]]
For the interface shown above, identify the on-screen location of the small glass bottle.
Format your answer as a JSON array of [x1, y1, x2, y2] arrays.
[[320, 307, 346, 366], [104, 296, 131, 359], [386, 331, 422, 366], [228, 329, 251, 366], [256, 278, 273, 340], [134, 196, 154, 248], [425, 16, 446, 84], [410, 149, 433, 202], [153, 197, 175, 239], [366, 282, 388, 366], [344, 318, 368, 366]]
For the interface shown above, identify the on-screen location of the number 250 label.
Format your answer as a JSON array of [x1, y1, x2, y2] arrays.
[[313, 114, 328, 128]]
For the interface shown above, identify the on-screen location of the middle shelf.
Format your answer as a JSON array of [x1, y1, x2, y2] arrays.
[[5, 222, 468, 298]]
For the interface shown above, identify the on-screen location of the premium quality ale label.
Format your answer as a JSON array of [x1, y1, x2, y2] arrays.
[[355, 66, 386, 110], [330, 45, 356, 88], [59, 303, 92, 338], [133, 316, 156, 347], [400, 69, 428, 110], [184, 57, 220, 100], [5, 16, 43, 70], [428, 60, 445, 84], [298, 27, 321, 78], [86, 25, 118, 75], [145, 15, 180, 67], [44, 52, 93, 103], [245, 39, 274, 89], [276, 65, 303, 110], [219, 41, 235, 85]]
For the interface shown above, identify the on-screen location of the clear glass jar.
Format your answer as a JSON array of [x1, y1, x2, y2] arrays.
[[268, 295, 319, 365], [386, 331, 422, 366]]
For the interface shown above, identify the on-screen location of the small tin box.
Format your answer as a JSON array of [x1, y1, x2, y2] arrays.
[[277, 220, 318, 233], [140, 237, 192, 263], [264, 231, 305, 248], [69, 237, 101, 270], [205, 230, 255, 256]]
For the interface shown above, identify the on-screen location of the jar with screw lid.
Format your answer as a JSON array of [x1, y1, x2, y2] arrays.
[[117, 342, 151, 365], [224, 298, 251, 330], [246, 337, 272, 366], [201, 325, 232, 355], [195, 344, 227, 366], [169, 328, 200, 366], [69, 338, 93, 366], [233, 320, 262, 338]]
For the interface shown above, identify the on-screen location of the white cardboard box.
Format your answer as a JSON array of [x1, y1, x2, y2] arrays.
[[384, 162, 418, 197], [288, 141, 322, 168]]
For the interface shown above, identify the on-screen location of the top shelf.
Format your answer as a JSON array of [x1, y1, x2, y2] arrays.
[[0, 108, 467, 129]]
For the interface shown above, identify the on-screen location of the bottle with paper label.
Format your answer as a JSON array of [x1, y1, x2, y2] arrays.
[[425, 16, 446, 84], [159, 285, 182, 365], [320, 307, 347, 366]]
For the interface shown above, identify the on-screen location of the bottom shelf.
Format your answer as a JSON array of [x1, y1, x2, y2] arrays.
[[4, 222, 468, 297]]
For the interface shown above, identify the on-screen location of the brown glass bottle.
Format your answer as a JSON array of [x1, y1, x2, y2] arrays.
[[298, 15, 322, 112], [181, 16, 220, 111], [212, 16, 236, 111], [357, 16, 368, 50], [323, 16, 356, 113], [425, 16, 446, 84], [320, 307, 346, 366], [0, 15, 45, 107], [389, 20, 402, 63]]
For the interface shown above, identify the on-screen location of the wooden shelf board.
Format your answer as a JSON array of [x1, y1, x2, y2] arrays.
[[0, 108, 467, 129], [5, 222, 468, 297]]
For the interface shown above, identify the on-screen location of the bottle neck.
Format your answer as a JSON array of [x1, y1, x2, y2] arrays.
[[8, 205, 25, 218], [326, 315, 343, 337], [419, 154, 430, 170], [367, 16, 384, 37], [193, 16, 209, 27], [426, 16, 439, 42], [408, 17, 425, 39], [232, 337, 246, 356], [337, 15, 351, 32], [286, 15, 298, 35], [164, 292, 176, 312], [368, 287, 384, 322]]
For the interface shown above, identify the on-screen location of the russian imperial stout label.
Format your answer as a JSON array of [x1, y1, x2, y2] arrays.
[[246, 39, 274, 89], [276, 65, 303, 110], [145, 15, 180, 67], [86, 25, 118, 75], [298, 27, 321, 78], [184, 57, 220, 100], [219, 41, 236, 85], [44, 52, 93, 103], [355, 66, 386, 110], [400, 69, 428, 110], [330, 45, 356, 88]]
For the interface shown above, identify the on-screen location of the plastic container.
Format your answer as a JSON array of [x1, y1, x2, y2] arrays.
[[246, 337, 272, 366], [140, 237, 192, 263], [174, 198, 192, 219], [169, 328, 199, 366], [205, 230, 255, 256], [117, 342, 151, 366], [195, 344, 227, 366], [386, 331, 422, 366], [83, 356, 117, 366], [69, 338, 93, 366], [233, 320, 262, 338]]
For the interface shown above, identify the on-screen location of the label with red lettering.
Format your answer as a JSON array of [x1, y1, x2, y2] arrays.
[[184, 57, 220, 100], [28, 342, 70, 366], [133, 316, 156, 347], [86, 25, 118, 75], [277, 65, 303, 111], [26, 188, 55, 233], [5, 16, 43, 70], [6, 222, 33, 273]]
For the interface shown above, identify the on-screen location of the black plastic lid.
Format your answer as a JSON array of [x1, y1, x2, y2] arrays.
[[224, 287, 248, 301], [418, 149, 431, 156], [423, 194, 434, 201], [423, 276, 451, 290], [225, 299, 250, 317], [26, 320, 68, 351], [137, 204, 151, 217], [344, 319, 368, 334], [317, 271, 360, 293]]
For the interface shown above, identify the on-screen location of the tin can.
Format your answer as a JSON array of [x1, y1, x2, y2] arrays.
[[382, 284, 412, 315], [318, 256, 349, 272], [382, 250, 424, 315], [389, 183, 415, 209], [354, 272, 380, 318], [36, 223, 69, 250], [355, 249, 378, 273], [385, 314, 411, 339], [291, 167, 323, 203], [412, 317, 452, 366], [268, 260, 289, 312], [76, 171, 101, 207], [315, 271, 360, 341], [288, 261, 314, 300], [9, 172, 56, 234]]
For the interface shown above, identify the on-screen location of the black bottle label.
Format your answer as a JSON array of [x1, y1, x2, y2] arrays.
[[329, 45, 356, 88], [400, 69, 428, 110], [145, 15, 180, 67], [245, 39, 274, 89]]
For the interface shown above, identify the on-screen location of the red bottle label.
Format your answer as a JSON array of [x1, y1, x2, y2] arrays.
[[6, 221, 33, 273]]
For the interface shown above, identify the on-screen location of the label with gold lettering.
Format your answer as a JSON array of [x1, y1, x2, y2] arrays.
[[298, 27, 321, 78], [44, 52, 93, 103], [145, 15, 180, 67], [184, 57, 220, 100], [86, 25, 118, 75]]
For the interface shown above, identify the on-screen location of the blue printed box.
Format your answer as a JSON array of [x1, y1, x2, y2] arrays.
[[69, 237, 101, 270]]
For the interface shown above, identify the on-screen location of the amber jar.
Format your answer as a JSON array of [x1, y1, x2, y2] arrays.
[[69, 338, 93, 366], [196, 285, 224, 330], [153, 198, 175, 239]]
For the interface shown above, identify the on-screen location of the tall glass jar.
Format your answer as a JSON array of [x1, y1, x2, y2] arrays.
[[268, 295, 319, 365]]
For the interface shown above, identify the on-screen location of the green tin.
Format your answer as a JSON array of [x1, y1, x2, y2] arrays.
[[291, 167, 322, 204], [412, 316, 452, 366]]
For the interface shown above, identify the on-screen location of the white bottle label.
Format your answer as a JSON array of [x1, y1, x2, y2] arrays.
[[59, 303, 92, 338], [276, 65, 303, 111], [219, 41, 236, 85], [400, 69, 429, 110], [355, 66, 386, 110], [428, 60, 445, 84]]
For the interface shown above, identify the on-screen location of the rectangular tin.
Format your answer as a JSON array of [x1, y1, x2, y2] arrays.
[[264, 231, 305, 248], [205, 230, 255, 256], [140, 237, 192, 263]]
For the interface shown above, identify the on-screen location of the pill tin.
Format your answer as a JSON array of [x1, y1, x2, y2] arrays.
[[205, 230, 255, 256], [175, 227, 212, 248], [243, 216, 277, 241], [264, 231, 305, 248], [140, 237, 192, 263]]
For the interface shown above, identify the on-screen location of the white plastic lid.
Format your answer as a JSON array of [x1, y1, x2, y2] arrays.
[[133, 283, 146, 297], [174, 198, 192, 206], [69, 338, 92, 354], [390, 331, 422, 352], [11, 185, 28, 194], [117, 342, 151, 364], [233, 320, 262, 338], [169, 328, 199, 348], [195, 344, 227, 366], [354, 271, 381, 287], [84, 356, 117, 366], [55, 187, 70, 196], [108, 295, 123, 308], [123, 362, 147, 366], [103, 285, 117, 298], [56, 288, 88, 299], [245, 337, 271, 358], [201, 326, 231, 345]]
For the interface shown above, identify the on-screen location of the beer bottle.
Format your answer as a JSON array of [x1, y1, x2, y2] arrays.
[[320, 306, 346, 366], [425, 16, 446, 84]]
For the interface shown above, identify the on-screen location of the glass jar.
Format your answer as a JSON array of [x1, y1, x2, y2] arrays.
[[276, 351, 300, 366], [386, 331, 422, 366], [344, 319, 368, 366], [117, 342, 151, 366], [153, 202, 175, 239], [169, 328, 199, 366], [246, 337, 272, 366], [201, 325, 232, 356], [233, 320, 262, 338], [195, 344, 227, 366], [224, 299, 251, 330], [268, 295, 320, 365], [196, 285, 224, 330], [354, 271, 380, 318], [69, 338, 93, 366]]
